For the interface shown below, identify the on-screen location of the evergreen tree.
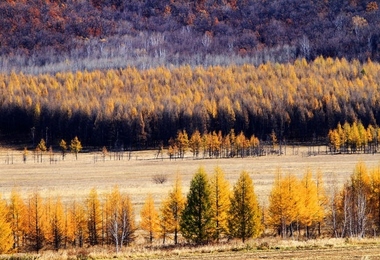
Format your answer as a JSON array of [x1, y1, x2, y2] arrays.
[[180, 167, 214, 244], [228, 171, 262, 242]]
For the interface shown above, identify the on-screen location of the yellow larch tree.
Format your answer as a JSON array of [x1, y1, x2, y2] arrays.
[[267, 169, 300, 238], [298, 169, 324, 238], [209, 166, 230, 241], [26, 191, 46, 253], [67, 200, 87, 247], [189, 129, 202, 158], [0, 194, 13, 254], [140, 193, 160, 244], [48, 196, 65, 250], [228, 170, 262, 242], [315, 169, 327, 236], [8, 188, 27, 252], [159, 172, 186, 244], [86, 188, 102, 246]]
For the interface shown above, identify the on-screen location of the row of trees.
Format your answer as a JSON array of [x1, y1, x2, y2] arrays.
[[328, 121, 380, 153], [29, 136, 82, 163], [1, 57, 380, 148], [167, 129, 260, 159], [2, 162, 380, 254], [0, 167, 261, 253]]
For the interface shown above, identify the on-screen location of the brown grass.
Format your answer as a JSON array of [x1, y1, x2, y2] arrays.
[[1, 146, 379, 206], [2, 146, 380, 258]]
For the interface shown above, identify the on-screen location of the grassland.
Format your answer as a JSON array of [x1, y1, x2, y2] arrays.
[[1, 146, 380, 209], [2, 146, 380, 259]]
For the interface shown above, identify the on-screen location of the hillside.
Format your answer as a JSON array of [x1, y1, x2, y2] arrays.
[[0, 0, 379, 73], [1, 58, 380, 147]]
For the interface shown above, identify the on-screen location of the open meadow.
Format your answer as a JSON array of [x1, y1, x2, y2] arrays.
[[2, 146, 380, 259], [1, 146, 380, 213]]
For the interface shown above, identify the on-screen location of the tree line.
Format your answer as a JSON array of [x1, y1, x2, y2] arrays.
[[1, 57, 380, 149], [1, 162, 380, 254], [0, 0, 379, 74], [328, 121, 380, 154]]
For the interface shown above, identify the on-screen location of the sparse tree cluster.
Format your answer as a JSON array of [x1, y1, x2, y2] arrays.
[[170, 129, 260, 159]]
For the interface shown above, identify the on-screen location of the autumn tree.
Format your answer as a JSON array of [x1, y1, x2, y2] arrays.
[[189, 130, 202, 158], [106, 186, 136, 252], [0, 194, 13, 254], [180, 167, 214, 244], [36, 138, 47, 163], [228, 171, 262, 242], [298, 169, 324, 238], [67, 200, 87, 247], [176, 130, 189, 159], [267, 169, 300, 238], [8, 188, 27, 251], [26, 191, 46, 253], [70, 136, 82, 160], [86, 188, 102, 246], [160, 173, 186, 244], [47, 196, 65, 250], [59, 139, 67, 160], [209, 166, 230, 241], [140, 194, 160, 244]]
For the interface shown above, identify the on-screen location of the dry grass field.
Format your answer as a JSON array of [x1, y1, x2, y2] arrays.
[[2, 146, 380, 259], [1, 146, 379, 207]]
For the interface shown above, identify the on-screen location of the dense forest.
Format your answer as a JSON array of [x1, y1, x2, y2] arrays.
[[0, 0, 379, 73], [1, 57, 380, 148]]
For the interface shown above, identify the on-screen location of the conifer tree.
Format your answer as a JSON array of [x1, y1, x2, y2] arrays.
[[26, 191, 46, 253], [209, 166, 230, 241], [228, 171, 262, 242], [298, 169, 322, 238], [0, 194, 13, 253], [70, 136, 82, 160], [59, 139, 67, 160], [180, 167, 214, 244], [140, 194, 160, 243], [8, 188, 27, 251], [268, 169, 300, 238], [160, 173, 185, 244], [189, 130, 202, 158], [68, 200, 86, 247], [45, 197, 65, 250], [86, 188, 102, 246]]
